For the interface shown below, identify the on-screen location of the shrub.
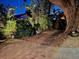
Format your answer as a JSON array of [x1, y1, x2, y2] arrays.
[[15, 18, 35, 38], [3, 19, 17, 38], [0, 30, 6, 40], [38, 15, 48, 31]]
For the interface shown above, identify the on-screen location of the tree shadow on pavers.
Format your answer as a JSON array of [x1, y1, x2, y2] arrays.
[[41, 30, 68, 47]]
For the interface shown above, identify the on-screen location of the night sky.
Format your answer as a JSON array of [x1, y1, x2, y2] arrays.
[[0, 0, 64, 15], [0, 0, 31, 15]]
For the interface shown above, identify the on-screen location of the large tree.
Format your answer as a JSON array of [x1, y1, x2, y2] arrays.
[[49, 0, 79, 35]]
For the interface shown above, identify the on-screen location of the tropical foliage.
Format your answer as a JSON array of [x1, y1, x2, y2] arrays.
[[0, 0, 52, 39]]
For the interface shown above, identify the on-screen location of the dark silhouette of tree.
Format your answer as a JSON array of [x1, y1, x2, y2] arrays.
[[0, 3, 7, 41], [0, 3, 7, 27]]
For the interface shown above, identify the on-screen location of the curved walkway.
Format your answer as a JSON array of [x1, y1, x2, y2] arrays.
[[0, 31, 79, 59]]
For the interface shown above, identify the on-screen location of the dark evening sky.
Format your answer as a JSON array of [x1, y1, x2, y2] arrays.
[[0, 0, 31, 15], [0, 0, 64, 15]]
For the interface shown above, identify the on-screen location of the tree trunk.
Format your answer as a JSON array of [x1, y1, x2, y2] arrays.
[[49, 0, 78, 34], [76, 7, 79, 32]]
